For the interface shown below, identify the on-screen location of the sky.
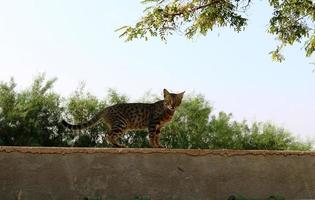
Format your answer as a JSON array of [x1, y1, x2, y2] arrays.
[[0, 0, 314, 140]]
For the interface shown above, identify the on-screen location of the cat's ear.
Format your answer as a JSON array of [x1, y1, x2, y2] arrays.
[[163, 89, 170, 97], [178, 91, 185, 99]]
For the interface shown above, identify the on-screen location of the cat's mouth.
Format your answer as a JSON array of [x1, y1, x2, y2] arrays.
[[167, 105, 176, 111]]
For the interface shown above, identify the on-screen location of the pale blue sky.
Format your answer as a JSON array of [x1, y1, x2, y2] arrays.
[[0, 0, 314, 140]]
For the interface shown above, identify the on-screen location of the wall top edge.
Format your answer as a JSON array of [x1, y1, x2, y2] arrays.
[[0, 146, 314, 157]]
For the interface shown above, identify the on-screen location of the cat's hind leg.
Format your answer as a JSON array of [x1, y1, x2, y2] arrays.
[[107, 123, 126, 148], [108, 133, 125, 148]]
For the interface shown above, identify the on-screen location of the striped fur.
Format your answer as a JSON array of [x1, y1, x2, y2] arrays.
[[62, 89, 184, 148], [61, 112, 101, 130]]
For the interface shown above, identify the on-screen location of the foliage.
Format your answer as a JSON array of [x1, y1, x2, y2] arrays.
[[64, 83, 107, 147], [162, 94, 213, 149], [268, 0, 315, 61], [117, 0, 315, 62], [0, 76, 311, 150], [160, 94, 311, 150], [0, 74, 67, 146]]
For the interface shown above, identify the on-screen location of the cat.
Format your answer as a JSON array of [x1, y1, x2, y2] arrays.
[[62, 89, 184, 148]]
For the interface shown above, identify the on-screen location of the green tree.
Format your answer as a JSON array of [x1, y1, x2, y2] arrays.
[[0, 76, 311, 150], [160, 94, 310, 150], [208, 112, 249, 149], [242, 122, 311, 150], [161, 94, 212, 148], [0, 75, 66, 146], [118, 0, 315, 62]]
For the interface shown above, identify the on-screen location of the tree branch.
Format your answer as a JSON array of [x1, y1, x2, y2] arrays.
[[166, 0, 224, 17]]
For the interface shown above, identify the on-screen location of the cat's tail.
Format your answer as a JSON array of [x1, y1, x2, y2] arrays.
[[61, 112, 102, 130]]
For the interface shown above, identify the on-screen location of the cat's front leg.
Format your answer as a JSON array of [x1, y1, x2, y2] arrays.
[[148, 123, 159, 148], [149, 129, 163, 148], [154, 129, 163, 148], [149, 132, 158, 148]]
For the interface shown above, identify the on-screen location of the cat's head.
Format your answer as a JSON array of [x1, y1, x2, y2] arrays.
[[163, 89, 185, 111]]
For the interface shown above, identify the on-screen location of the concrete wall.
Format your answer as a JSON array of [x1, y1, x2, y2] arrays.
[[1, 147, 315, 200]]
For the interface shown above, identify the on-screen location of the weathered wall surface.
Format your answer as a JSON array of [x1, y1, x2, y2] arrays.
[[0, 147, 315, 200]]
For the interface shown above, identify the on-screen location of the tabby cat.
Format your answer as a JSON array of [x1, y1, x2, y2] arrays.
[[62, 89, 184, 148]]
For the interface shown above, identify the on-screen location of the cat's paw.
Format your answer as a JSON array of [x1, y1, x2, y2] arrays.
[[113, 143, 126, 148]]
